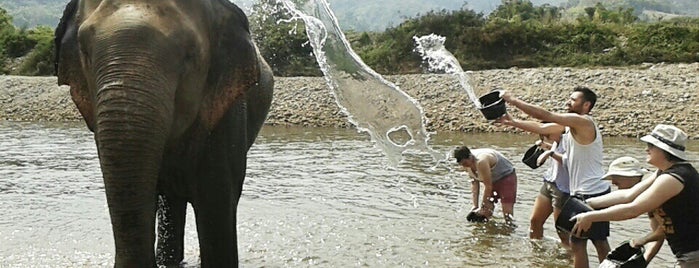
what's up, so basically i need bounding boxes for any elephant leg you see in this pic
[156,194,187,267]
[195,196,238,268]
[192,155,245,268]
[192,181,241,268]
[193,118,247,267]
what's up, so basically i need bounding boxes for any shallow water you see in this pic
[1,121,693,267]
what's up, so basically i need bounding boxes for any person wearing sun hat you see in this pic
[602,156,648,189]
[571,124,699,267]
[587,156,664,265]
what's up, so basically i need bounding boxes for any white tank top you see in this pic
[564,117,610,195]
[543,137,570,193]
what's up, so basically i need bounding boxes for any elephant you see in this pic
[54,0,274,266]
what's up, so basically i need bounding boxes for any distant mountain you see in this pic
[560,0,699,21]
[0,0,66,28]
[562,0,698,16]
[236,0,571,31]
[0,0,696,31]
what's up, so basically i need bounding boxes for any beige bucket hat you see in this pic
[640,124,688,160]
[602,156,647,180]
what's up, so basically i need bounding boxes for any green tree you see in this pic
[358,8,485,73]
[17,25,54,75]
[0,8,12,73]
[249,0,321,77]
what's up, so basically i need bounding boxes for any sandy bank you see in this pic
[2,63,698,139]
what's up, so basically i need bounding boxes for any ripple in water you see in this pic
[0,122,684,266]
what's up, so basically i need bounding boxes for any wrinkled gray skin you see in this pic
[55,0,273,266]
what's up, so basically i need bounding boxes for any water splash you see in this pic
[271,0,443,167]
[413,34,482,109]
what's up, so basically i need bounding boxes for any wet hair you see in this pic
[453,146,472,163]
[573,86,597,111]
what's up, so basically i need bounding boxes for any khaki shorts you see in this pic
[677,249,699,268]
[538,181,570,209]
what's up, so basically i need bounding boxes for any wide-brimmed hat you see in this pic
[640,124,688,160]
[602,157,647,180]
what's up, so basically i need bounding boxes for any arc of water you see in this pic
[275,0,443,167]
[413,34,483,109]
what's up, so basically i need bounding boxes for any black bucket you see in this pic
[522,144,545,169]
[600,241,647,268]
[466,211,488,223]
[555,197,602,239]
[478,91,506,120]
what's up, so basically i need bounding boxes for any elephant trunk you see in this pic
[91,33,178,266]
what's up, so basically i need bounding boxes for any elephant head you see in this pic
[55,0,273,266]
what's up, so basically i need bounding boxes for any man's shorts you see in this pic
[571,188,611,242]
[677,249,699,268]
[492,171,517,204]
[539,181,570,209]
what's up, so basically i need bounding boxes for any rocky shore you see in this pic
[2,62,698,139]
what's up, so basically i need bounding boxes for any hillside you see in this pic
[0,0,65,28]
[1,0,696,31]
[563,0,698,16]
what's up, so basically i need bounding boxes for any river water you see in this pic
[1,121,694,267]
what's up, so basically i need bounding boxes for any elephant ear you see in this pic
[201,0,261,130]
[55,0,95,132]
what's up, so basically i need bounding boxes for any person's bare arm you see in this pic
[638,217,664,263]
[586,173,658,209]
[571,174,683,237]
[501,91,596,144]
[471,179,480,210]
[538,143,565,166]
[550,151,564,163]
[475,156,495,217]
[497,114,565,135]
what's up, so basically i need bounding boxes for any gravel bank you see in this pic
[2,63,698,139]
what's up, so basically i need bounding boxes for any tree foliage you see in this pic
[1,1,698,77]
[0,7,53,75]
[249,0,321,76]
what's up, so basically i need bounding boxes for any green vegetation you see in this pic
[0,1,698,77]
[250,0,321,76]
[346,0,699,73]
[256,0,699,75]
[0,7,54,75]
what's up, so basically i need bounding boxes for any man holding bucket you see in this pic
[454,146,518,224]
[572,125,699,268]
[497,86,611,268]
[585,156,664,266]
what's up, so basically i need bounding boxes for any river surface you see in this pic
[1,121,695,267]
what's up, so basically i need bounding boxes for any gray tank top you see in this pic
[472,148,515,183]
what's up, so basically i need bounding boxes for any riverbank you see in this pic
[2,62,698,139]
